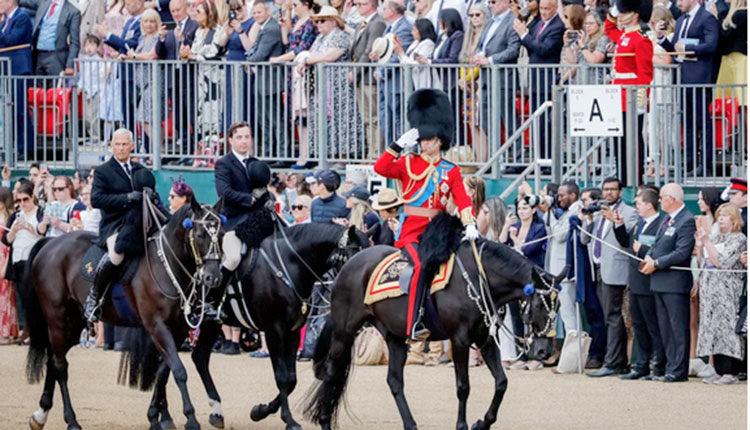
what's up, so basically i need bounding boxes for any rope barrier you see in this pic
[575,225,749,274]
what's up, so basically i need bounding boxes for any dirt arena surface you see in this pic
[0,345,746,429]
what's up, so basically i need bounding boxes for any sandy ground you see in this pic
[0,345,746,430]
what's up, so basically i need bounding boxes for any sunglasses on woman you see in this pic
[52,186,67,192]
[292,205,307,210]
[14,197,30,204]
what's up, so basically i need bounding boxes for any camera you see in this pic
[566,30,580,42]
[582,200,608,215]
[229,9,237,21]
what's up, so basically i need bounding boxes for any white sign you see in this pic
[568,85,623,137]
[345,164,386,197]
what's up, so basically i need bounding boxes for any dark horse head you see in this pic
[166,197,225,289]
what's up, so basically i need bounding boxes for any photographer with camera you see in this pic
[580,177,639,377]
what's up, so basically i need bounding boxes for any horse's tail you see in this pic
[25,237,54,384]
[303,317,356,427]
[117,327,161,391]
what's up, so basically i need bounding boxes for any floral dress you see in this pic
[696,231,747,360]
[288,18,318,122]
[134,34,160,122]
[307,28,363,158]
[0,236,17,339]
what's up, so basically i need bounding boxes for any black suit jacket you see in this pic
[155,18,198,60]
[614,213,666,295]
[91,157,145,246]
[660,6,719,84]
[214,153,258,230]
[646,206,696,294]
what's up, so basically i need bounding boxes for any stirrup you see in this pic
[410,321,431,341]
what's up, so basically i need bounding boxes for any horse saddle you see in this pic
[80,244,139,286]
[364,251,455,306]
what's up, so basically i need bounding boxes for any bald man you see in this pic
[641,183,696,382]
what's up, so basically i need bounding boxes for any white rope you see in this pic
[576,225,749,274]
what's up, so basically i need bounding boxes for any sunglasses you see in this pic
[14,197,30,204]
[168,193,179,199]
[313,19,328,24]
[291,205,307,210]
[469,12,482,17]
[53,186,67,192]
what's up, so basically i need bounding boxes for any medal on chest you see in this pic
[438,168,450,207]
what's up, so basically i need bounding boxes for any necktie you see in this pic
[385,24,392,34]
[48,1,57,17]
[124,162,131,178]
[679,15,691,40]
[637,219,646,236]
[593,216,606,259]
[536,20,546,38]
[657,215,672,236]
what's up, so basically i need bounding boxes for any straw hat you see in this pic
[371,188,403,210]
[311,5,346,29]
[370,33,396,64]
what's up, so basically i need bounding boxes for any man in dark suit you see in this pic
[246,1,284,156]
[94,0,145,137]
[350,0,386,157]
[214,122,272,306]
[656,0,718,175]
[31,0,80,75]
[155,0,197,156]
[472,0,519,160]
[513,0,563,159]
[375,0,413,145]
[0,0,35,158]
[146,0,172,23]
[614,188,667,380]
[84,128,146,322]
[640,183,696,382]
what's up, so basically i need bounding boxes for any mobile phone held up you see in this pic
[164,21,177,30]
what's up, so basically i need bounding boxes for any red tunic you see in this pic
[605,18,654,112]
[374,146,474,248]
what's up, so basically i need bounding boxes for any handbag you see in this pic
[556,329,591,374]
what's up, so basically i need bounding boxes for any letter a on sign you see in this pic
[589,99,603,122]
[568,85,623,137]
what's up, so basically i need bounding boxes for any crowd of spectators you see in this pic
[0,0,745,168]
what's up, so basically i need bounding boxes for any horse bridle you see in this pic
[520,271,559,339]
[143,194,224,328]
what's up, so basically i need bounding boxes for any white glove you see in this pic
[463,224,479,241]
[396,128,420,152]
[609,4,619,17]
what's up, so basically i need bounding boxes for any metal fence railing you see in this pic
[0,59,744,187]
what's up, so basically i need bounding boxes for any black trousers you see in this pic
[683,87,713,170]
[654,292,690,380]
[601,281,628,369]
[714,354,742,376]
[630,292,666,374]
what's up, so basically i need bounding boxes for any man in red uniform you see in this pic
[374,89,478,340]
[605,0,653,185]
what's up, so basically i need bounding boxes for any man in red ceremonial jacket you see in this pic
[605,0,653,185]
[374,89,478,340]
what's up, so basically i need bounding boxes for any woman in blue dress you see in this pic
[216,0,255,130]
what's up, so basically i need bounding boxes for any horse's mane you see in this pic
[479,239,534,283]
[283,222,347,246]
[166,205,192,230]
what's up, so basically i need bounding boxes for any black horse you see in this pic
[304,215,566,430]
[24,199,224,430]
[150,221,370,430]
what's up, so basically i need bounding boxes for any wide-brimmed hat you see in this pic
[311,5,346,29]
[370,33,396,64]
[371,188,403,210]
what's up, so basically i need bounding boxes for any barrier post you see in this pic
[316,63,328,169]
[552,86,563,183]
[625,87,637,186]
[71,76,79,169]
[151,62,162,170]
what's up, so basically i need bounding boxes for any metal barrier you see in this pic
[0,59,745,188]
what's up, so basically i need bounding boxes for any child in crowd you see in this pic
[77,34,106,145]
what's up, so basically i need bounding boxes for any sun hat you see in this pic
[371,188,403,210]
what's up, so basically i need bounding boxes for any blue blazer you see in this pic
[521,14,564,65]
[105,15,141,54]
[660,6,719,84]
[647,207,696,294]
[382,15,414,94]
[155,18,198,60]
[506,220,547,267]
[432,30,463,90]
[214,153,258,230]
[156,0,172,24]
[0,8,33,75]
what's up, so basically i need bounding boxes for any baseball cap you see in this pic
[343,185,370,202]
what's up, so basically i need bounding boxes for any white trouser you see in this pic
[106,233,124,266]
[222,230,242,271]
[556,280,578,334]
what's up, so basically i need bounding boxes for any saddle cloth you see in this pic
[79,244,140,286]
[364,251,455,306]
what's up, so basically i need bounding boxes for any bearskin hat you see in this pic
[407,89,455,151]
[617,0,651,21]
[247,160,271,190]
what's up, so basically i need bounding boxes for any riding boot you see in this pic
[409,272,431,341]
[83,257,119,323]
[204,267,233,321]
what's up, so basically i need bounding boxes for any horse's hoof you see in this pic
[250,405,268,422]
[208,414,224,429]
[285,423,302,430]
[470,419,487,430]
[28,416,44,430]
[67,424,82,430]
[184,420,201,430]
[159,419,177,430]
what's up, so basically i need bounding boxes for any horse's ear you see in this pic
[347,225,358,245]
[190,197,202,215]
[531,266,544,286]
[555,265,570,284]
[212,197,224,215]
